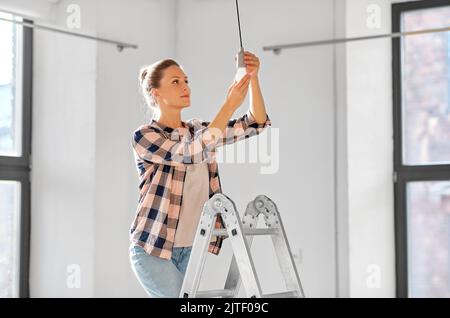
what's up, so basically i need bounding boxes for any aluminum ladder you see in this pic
[179,193,305,298]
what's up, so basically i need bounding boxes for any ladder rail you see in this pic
[179,201,216,298]
[212,228,280,236]
[220,195,264,298]
[254,195,306,298]
[223,201,259,297]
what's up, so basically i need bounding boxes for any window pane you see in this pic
[401,6,450,165]
[0,180,21,298]
[407,181,450,297]
[0,12,22,157]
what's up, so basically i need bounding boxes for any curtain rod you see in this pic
[0,16,138,52]
[263,25,450,54]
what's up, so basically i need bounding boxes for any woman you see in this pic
[129,51,271,297]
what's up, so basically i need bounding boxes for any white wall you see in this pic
[334,0,350,298]
[0,0,54,20]
[29,0,97,297]
[343,0,396,297]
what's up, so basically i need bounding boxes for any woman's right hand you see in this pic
[225,73,251,111]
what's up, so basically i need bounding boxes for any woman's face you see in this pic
[152,65,191,109]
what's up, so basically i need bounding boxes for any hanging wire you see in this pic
[235,0,243,49]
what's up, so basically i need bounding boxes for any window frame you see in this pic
[0,17,32,298]
[392,0,450,298]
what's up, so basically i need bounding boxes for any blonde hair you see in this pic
[139,59,181,117]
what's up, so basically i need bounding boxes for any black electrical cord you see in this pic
[235,0,243,50]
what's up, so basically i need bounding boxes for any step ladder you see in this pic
[179,193,305,298]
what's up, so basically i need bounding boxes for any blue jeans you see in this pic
[129,244,192,298]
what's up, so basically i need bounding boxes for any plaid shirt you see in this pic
[130,108,272,260]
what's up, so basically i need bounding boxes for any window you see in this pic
[393,0,450,298]
[0,12,32,298]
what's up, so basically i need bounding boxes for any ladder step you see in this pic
[262,291,299,298]
[244,228,279,236]
[212,228,279,237]
[194,289,299,298]
[195,289,235,298]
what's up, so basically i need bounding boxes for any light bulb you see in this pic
[235,67,247,82]
[234,48,247,82]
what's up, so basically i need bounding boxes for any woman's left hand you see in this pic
[243,51,260,77]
